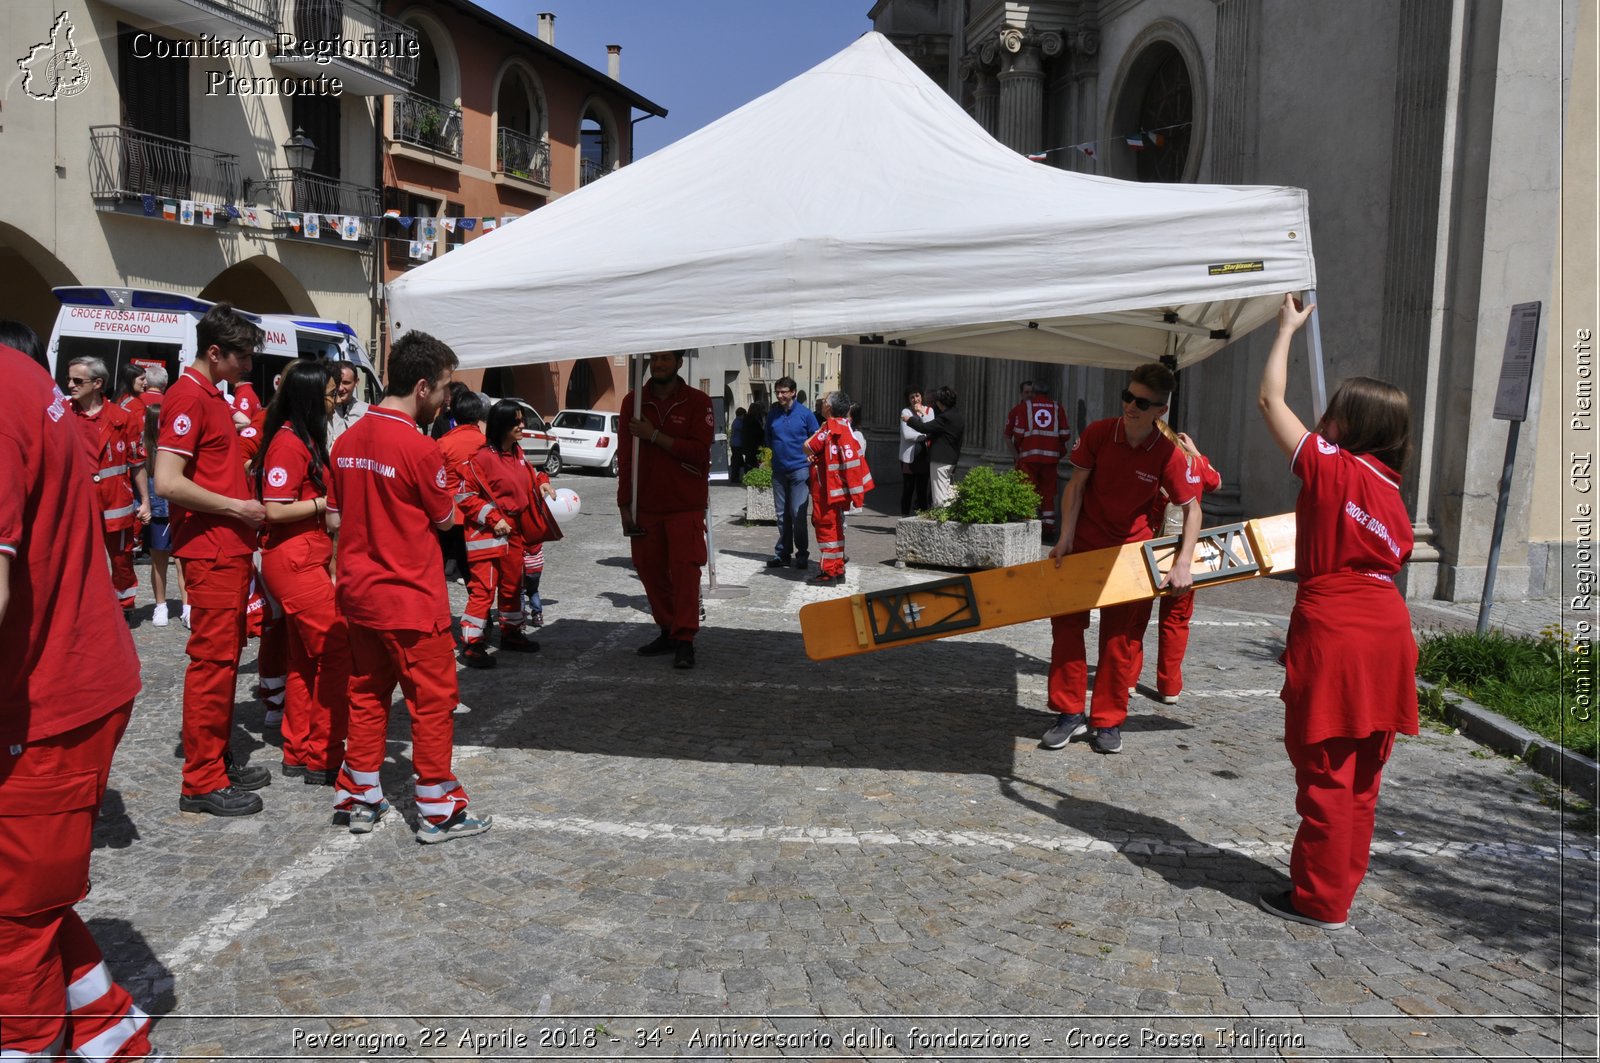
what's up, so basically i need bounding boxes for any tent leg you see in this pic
[703,500,748,600]
[1304,287,1328,418]
[625,354,645,536]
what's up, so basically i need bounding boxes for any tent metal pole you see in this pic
[627,354,644,534]
[1304,288,1328,417]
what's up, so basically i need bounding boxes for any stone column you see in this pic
[1071,30,1100,170]
[972,65,1000,137]
[996,29,1045,153]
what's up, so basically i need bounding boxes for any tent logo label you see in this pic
[17,11,92,101]
[1208,260,1265,276]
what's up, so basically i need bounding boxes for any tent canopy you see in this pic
[386,32,1316,372]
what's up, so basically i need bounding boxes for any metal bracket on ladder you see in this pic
[1140,522,1261,592]
[851,575,982,647]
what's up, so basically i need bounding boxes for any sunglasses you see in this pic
[1121,389,1166,412]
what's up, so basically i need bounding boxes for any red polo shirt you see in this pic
[0,347,141,744]
[259,429,326,550]
[1291,432,1413,579]
[1068,417,1198,551]
[158,367,255,559]
[327,405,454,632]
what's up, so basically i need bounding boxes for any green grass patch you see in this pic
[1417,626,1596,759]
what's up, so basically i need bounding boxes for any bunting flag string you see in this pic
[1025,120,1190,164]
[126,194,527,256]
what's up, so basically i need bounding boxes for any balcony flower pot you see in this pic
[894,466,1044,570]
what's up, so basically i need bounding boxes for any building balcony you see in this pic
[579,157,609,187]
[495,127,550,190]
[392,92,462,159]
[747,359,776,381]
[272,0,417,95]
[258,168,378,248]
[106,0,279,39]
[89,125,240,224]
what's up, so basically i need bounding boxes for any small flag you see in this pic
[1145,131,1166,147]
[500,215,515,227]
[286,212,302,232]
[442,217,457,233]
[1078,145,1096,159]
[162,199,177,220]
[1125,135,1146,151]
[480,217,497,232]
[341,215,361,241]
[409,239,430,261]
[225,204,241,220]
[304,213,321,238]
[421,217,437,242]
[242,205,261,228]
[179,200,195,225]
[142,194,157,217]
[383,209,401,219]
[458,217,476,231]
[1026,152,1048,162]
[396,215,413,229]
[201,203,215,226]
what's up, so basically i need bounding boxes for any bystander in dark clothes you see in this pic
[902,385,964,507]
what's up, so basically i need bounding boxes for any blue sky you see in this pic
[476,1,874,157]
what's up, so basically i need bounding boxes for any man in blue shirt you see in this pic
[764,376,819,571]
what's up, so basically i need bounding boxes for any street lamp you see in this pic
[283,126,317,173]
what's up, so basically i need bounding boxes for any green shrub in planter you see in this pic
[742,466,773,488]
[941,466,1040,525]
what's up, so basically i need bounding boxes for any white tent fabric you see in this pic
[386,32,1316,372]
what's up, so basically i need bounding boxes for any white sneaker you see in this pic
[152,603,170,626]
[181,605,192,629]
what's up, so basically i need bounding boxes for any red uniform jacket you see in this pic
[806,417,873,509]
[616,379,713,517]
[438,424,487,523]
[455,444,551,560]
[1006,398,1071,464]
[72,402,142,532]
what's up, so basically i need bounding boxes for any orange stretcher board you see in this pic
[799,513,1297,661]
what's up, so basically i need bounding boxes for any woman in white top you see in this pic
[898,386,931,515]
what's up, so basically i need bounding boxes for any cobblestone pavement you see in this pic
[86,480,1597,1061]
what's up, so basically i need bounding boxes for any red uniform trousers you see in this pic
[630,510,706,642]
[105,526,138,614]
[261,539,349,774]
[462,536,524,643]
[1048,599,1153,729]
[812,501,847,577]
[248,569,287,709]
[0,703,155,1062]
[334,624,468,825]
[1154,592,1193,698]
[178,554,250,794]
[1285,730,1395,923]
[1017,460,1060,534]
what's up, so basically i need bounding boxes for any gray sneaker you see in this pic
[347,799,390,835]
[1091,726,1123,754]
[416,809,493,844]
[1040,712,1088,749]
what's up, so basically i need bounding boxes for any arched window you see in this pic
[495,65,548,184]
[579,103,615,186]
[564,360,594,408]
[1107,23,1204,184]
[1131,42,1192,182]
[393,11,461,158]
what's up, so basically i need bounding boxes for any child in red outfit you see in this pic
[805,390,873,586]
[1257,294,1419,930]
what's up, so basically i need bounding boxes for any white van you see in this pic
[46,286,380,405]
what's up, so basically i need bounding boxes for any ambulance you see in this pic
[45,286,380,404]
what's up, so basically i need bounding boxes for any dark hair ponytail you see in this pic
[257,360,336,496]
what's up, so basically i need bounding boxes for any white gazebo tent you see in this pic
[386,31,1319,382]
[386,31,1324,591]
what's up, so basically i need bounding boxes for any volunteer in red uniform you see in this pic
[139,364,166,412]
[237,403,287,723]
[65,356,151,620]
[228,380,262,426]
[327,330,491,843]
[257,361,349,785]
[154,303,272,816]
[617,350,714,671]
[1,345,159,1062]
[114,363,147,413]
[1043,363,1201,756]
[1257,294,1418,930]
[1005,380,1071,539]
[454,399,551,668]
[805,390,873,586]
[436,389,486,586]
[1138,432,1222,704]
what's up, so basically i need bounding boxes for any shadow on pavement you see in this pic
[92,790,140,850]
[89,917,175,1017]
[997,775,1282,905]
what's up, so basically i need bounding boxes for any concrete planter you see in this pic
[895,516,1042,570]
[744,485,776,522]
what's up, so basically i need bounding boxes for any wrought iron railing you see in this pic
[579,157,608,186]
[496,127,550,185]
[393,93,462,157]
[747,359,776,381]
[89,125,241,206]
[265,168,379,220]
[280,0,418,86]
[214,0,282,26]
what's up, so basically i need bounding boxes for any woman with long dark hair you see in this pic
[114,362,147,412]
[455,399,555,667]
[1256,294,1418,930]
[256,360,349,784]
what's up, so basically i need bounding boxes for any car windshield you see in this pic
[555,412,606,432]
